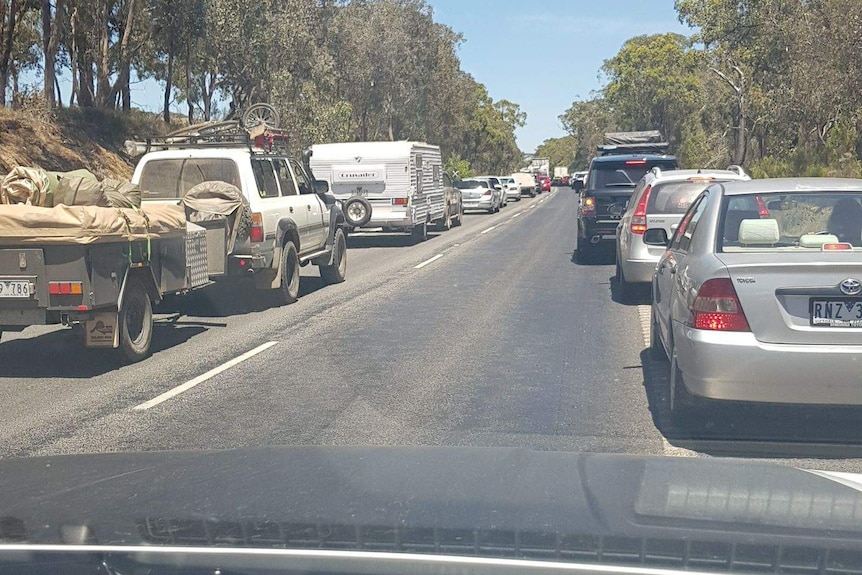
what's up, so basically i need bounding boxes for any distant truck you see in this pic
[529,157,550,176]
[553,166,569,179]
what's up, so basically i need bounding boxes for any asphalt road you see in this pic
[3,188,862,470]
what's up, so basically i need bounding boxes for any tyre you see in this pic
[119,278,153,364]
[649,307,667,361]
[453,203,463,226]
[342,197,373,228]
[487,205,495,214]
[411,221,428,243]
[319,228,347,285]
[615,260,633,302]
[576,240,592,264]
[669,350,698,424]
[274,241,300,305]
[436,207,452,231]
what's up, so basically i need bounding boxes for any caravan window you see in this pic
[433,165,441,185]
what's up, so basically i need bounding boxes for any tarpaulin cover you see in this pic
[1,167,51,206]
[0,203,186,246]
[603,131,665,145]
[181,181,251,253]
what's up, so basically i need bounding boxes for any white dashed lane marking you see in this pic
[414,254,444,269]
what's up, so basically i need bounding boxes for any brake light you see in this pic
[630,184,652,234]
[48,281,83,295]
[823,243,853,251]
[393,197,408,206]
[754,196,770,217]
[625,159,647,166]
[582,196,596,216]
[482,189,492,196]
[690,278,750,332]
[250,212,264,243]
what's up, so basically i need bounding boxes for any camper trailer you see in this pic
[310,142,457,242]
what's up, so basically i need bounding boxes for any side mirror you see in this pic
[495,185,503,191]
[313,180,329,194]
[643,228,670,246]
[572,179,584,192]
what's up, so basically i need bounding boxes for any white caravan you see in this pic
[310,141,449,242]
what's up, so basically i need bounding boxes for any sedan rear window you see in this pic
[720,193,862,250]
[648,181,715,214]
[455,180,486,189]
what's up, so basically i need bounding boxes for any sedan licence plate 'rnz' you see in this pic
[810,298,862,327]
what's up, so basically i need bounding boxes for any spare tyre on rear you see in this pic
[342,197,372,228]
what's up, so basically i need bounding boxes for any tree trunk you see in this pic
[0,0,21,107]
[185,41,192,123]
[733,96,747,165]
[108,0,136,111]
[69,4,78,107]
[163,38,173,123]
[42,0,54,108]
[95,0,111,107]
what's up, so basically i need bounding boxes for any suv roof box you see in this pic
[598,130,669,156]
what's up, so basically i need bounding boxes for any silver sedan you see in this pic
[648,178,862,421]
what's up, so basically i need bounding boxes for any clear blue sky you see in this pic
[426,0,693,152]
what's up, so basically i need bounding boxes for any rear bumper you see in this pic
[579,219,618,245]
[463,198,494,210]
[674,323,862,405]
[621,258,659,284]
[506,190,520,200]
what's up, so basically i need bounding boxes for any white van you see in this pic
[310,141,452,242]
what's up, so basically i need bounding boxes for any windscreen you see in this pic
[648,181,714,214]
[720,193,862,250]
[140,159,241,199]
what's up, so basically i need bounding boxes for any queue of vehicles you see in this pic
[0,115,547,363]
[573,131,862,421]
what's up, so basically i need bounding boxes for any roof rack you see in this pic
[650,166,663,178]
[726,164,747,176]
[124,119,290,158]
[597,142,670,156]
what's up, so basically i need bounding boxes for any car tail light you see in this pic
[755,196,770,217]
[482,190,492,196]
[393,197,408,206]
[823,242,853,251]
[250,212,264,243]
[625,159,647,166]
[582,197,596,216]
[48,281,83,295]
[690,278,750,332]
[630,184,652,234]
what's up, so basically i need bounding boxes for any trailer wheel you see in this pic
[119,279,153,364]
[436,207,452,231]
[320,228,347,285]
[275,240,301,305]
[411,221,428,244]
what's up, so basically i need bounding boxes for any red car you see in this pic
[537,176,552,193]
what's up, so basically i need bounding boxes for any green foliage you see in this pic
[444,156,473,179]
[535,135,578,171]
[561,0,862,177]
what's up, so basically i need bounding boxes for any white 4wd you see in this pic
[132,147,347,304]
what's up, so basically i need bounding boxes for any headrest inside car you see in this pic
[799,234,839,248]
[738,218,780,245]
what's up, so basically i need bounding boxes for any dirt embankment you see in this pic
[0,107,174,180]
